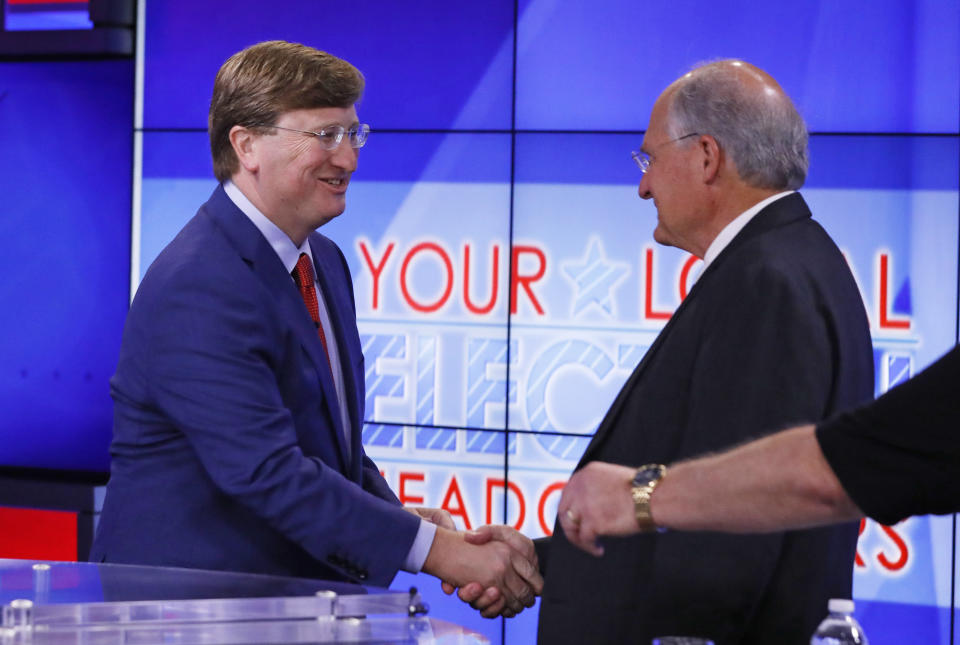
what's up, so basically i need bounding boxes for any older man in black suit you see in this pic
[460,59,874,643]
[539,58,874,644]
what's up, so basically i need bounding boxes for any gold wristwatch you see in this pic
[630,464,667,532]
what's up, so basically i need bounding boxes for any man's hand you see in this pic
[558,462,639,556]
[409,509,514,615]
[423,526,542,619]
[443,525,541,618]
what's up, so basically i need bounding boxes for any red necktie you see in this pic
[293,253,332,368]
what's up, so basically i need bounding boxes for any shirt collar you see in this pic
[223,179,313,278]
[702,190,794,270]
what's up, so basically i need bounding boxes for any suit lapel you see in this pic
[579,193,813,465]
[203,186,351,472]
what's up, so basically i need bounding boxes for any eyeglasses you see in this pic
[631,132,699,174]
[253,123,371,150]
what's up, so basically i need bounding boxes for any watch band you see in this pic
[631,463,667,532]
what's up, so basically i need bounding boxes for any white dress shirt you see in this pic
[701,190,795,270]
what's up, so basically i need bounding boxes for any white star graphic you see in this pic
[561,237,630,317]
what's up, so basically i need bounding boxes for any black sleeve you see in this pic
[816,346,960,525]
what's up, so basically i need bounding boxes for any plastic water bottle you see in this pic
[810,598,869,644]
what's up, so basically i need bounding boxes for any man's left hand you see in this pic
[558,462,639,556]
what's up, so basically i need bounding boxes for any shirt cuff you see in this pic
[402,518,438,573]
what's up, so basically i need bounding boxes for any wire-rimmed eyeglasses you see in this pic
[253,123,370,150]
[631,132,699,174]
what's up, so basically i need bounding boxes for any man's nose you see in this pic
[638,173,652,200]
[330,142,358,171]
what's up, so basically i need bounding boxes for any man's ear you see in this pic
[699,134,722,184]
[229,125,260,173]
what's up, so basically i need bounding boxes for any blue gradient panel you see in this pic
[139,131,216,280]
[852,515,954,643]
[807,136,960,190]
[370,438,507,535]
[956,520,960,645]
[855,599,949,644]
[504,597,539,644]
[4,1,92,31]
[516,0,960,133]
[0,60,132,473]
[142,0,513,130]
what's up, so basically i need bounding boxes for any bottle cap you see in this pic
[828,598,855,614]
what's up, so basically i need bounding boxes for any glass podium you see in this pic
[0,559,488,644]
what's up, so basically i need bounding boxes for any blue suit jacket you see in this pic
[90,186,419,585]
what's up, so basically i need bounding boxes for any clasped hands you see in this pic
[411,507,542,618]
[413,464,642,617]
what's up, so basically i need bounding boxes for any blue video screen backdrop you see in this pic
[132,0,960,642]
[3,0,93,31]
[514,0,957,134]
[0,59,132,475]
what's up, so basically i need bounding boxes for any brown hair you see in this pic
[208,40,364,182]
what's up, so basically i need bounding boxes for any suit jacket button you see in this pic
[357,571,368,581]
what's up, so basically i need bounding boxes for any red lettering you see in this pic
[878,253,910,330]
[398,472,425,506]
[510,245,546,315]
[463,244,499,315]
[678,254,700,301]
[644,247,672,320]
[400,242,454,313]
[440,476,472,530]
[485,478,526,530]
[855,518,866,567]
[876,524,909,571]
[358,240,394,311]
[537,482,566,536]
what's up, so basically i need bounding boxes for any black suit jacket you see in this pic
[538,193,874,644]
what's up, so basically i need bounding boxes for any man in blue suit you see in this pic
[91,40,540,616]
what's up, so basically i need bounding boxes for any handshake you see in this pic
[411,508,543,618]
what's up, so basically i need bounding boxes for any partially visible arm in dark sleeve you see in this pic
[817,346,960,525]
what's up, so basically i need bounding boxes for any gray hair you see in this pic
[666,61,809,190]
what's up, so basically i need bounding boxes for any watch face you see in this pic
[633,464,665,486]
